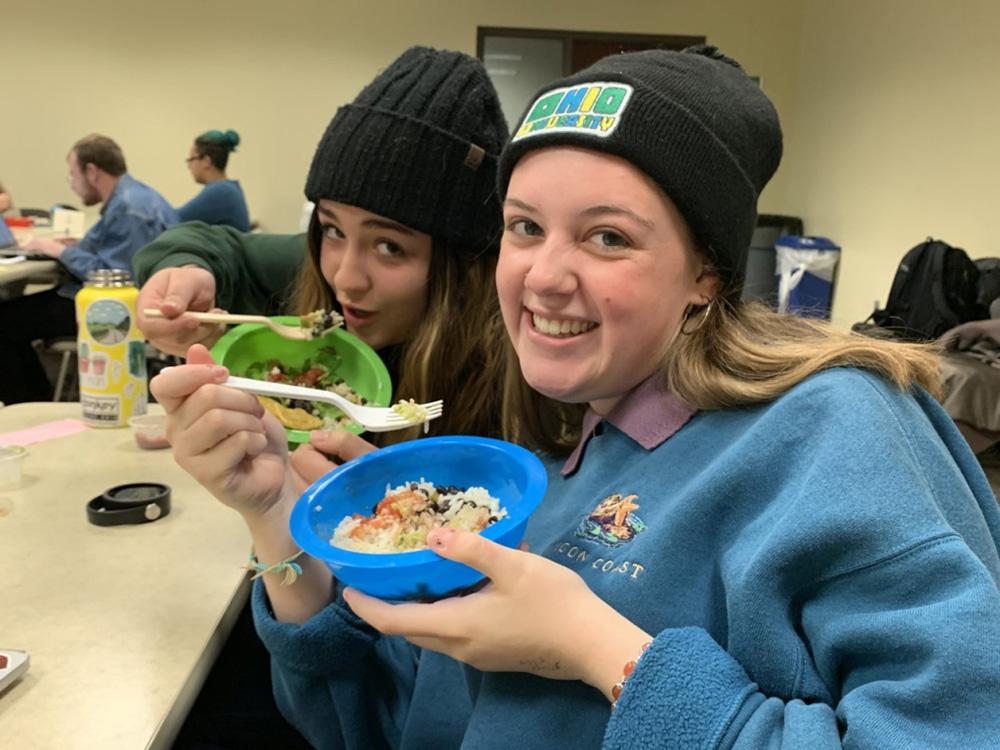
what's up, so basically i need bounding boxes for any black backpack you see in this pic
[866,238,985,341]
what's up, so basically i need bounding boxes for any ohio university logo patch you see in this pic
[513,82,634,141]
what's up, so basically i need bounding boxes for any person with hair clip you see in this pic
[138,46,509,748]
[158,46,999,748]
[176,129,250,231]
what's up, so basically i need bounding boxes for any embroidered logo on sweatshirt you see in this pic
[575,493,646,547]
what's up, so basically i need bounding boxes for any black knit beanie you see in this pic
[497,45,782,285]
[305,46,508,257]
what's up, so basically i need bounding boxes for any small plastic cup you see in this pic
[128,414,170,450]
[0,445,28,487]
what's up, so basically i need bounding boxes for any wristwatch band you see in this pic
[86,483,171,526]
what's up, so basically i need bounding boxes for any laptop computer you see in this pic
[0,221,58,261]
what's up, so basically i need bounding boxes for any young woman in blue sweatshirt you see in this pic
[177,129,251,231]
[152,47,1000,749]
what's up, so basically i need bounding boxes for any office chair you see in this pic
[43,338,78,402]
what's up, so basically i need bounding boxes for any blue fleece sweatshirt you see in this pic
[253,368,1000,749]
[176,179,250,232]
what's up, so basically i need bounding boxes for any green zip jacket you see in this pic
[133,221,305,315]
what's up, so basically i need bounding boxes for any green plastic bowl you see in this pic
[211,317,392,447]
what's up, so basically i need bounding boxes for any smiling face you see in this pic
[497,147,718,414]
[315,199,432,351]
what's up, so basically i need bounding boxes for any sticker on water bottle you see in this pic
[81,393,121,424]
[80,353,109,390]
[85,300,132,345]
[128,341,146,379]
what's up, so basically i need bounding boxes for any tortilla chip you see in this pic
[257,396,324,431]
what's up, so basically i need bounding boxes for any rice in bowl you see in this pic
[332,479,506,553]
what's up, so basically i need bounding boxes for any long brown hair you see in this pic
[293,211,507,445]
[502,284,943,457]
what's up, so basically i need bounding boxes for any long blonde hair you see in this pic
[293,211,507,445]
[502,288,943,456]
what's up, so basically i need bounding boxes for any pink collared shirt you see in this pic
[561,373,697,476]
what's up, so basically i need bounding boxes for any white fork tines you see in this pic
[223,376,443,433]
[384,400,444,424]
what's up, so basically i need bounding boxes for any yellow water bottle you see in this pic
[75,268,147,427]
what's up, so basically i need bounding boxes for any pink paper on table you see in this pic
[0,419,89,446]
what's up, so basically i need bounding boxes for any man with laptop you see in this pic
[0,134,177,404]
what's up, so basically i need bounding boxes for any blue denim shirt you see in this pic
[58,174,178,297]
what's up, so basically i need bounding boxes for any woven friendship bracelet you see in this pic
[245,550,305,586]
[611,641,652,709]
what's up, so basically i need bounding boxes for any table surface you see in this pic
[0,403,252,750]
[0,224,73,286]
[0,258,61,286]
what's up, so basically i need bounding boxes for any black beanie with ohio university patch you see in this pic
[497,45,783,286]
[305,46,509,257]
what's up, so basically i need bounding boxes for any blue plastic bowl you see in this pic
[289,436,549,600]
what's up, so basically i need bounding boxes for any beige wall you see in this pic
[3,0,802,234]
[16,0,996,333]
[782,0,1000,328]
[8,1,995,330]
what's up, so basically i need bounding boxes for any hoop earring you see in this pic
[681,299,715,336]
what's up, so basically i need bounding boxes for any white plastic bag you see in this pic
[775,245,840,314]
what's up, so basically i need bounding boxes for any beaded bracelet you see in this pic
[245,550,304,586]
[611,641,652,709]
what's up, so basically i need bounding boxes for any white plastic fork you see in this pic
[224,376,444,433]
[143,309,340,341]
